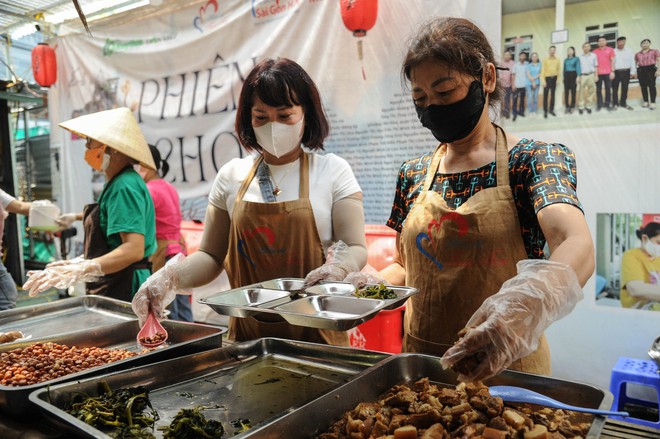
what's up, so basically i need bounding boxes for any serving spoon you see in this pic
[488,386,629,417]
[137,310,168,348]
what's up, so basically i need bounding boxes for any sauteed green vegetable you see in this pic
[158,406,225,438]
[354,283,397,300]
[65,381,159,438]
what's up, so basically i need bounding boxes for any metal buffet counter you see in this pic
[0,296,226,437]
[1,294,657,438]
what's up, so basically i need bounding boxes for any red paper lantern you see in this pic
[32,43,57,87]
[340,0,378,37]
[340,0,378,80]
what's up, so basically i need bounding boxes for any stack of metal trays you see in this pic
[199,278,418,330]
[0,296,226,416]
[30,338,390,438]
[246,353,611,438]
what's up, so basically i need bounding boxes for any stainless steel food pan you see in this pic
[305,282,356,296]
[0,295,136,347]
[0,319,225,417]
[30,338,390,438]
[201,278,418,329]
[314,282,419,310]
[199,288,292,317]
[260,277,306,291]
[275,295,387,331]
[245,353,610,438]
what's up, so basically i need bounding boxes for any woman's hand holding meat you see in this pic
[440,260,583,382]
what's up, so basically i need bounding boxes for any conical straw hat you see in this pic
[59,107,157,170]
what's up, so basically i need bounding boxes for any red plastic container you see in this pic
[349,305,405,354]
[364,224,397,271]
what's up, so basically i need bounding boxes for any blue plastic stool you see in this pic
[609,357,660,429]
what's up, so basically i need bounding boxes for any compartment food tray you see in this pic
[30,338,390,438]
[245,353,611,438]
[0,296,137,347]
[199,278,418,330]
[0,319,225,416]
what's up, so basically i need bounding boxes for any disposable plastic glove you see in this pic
[303,241,360,287]
[343,264,388,288]
[23,257,104,296]
[56,213,79,229]
[132,253,190,327]
[440,259,583,383]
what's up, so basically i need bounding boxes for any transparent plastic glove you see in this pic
[303,240,360,287]
[440,260,583,383]
[23,258,104,297]
[343,264,388,288]
[56,213,78,229]
[46,255,85,268]
[132,253,190,327]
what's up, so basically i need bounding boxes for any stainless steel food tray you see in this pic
[0,319,225,417]
[246,353,610,438]
[0,296,136,347]
[199,278,417,330]
[30,338,390,438]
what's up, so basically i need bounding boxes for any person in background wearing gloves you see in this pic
[132,58,367,345]
[23,107,157,302]
[135,145,193,322]
[0,189,77,310]
[378,17,594,382]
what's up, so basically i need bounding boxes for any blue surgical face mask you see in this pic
[414,80,486,143]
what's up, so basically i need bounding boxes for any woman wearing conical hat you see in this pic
[23,107,157,302]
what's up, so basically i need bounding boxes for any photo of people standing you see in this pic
[500,0,658,129]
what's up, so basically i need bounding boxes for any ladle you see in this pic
[137,310,168,348]
[488,385,629,417]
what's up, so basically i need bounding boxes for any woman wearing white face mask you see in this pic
[131,58,367,345]
[23,108,157,302]
[620,222,660,310]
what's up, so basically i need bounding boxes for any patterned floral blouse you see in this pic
[386,138,582,259]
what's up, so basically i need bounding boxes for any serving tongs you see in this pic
[137,310,168,348]
[489,386,629,417]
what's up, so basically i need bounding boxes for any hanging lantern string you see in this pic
[357,39,366,81]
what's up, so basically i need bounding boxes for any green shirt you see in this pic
[99,168,156,296]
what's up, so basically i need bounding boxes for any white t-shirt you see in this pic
[209,152,361,251]
[0,189,15,209]
[0,189,15,249]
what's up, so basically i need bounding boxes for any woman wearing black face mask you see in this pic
[377,17,594,383]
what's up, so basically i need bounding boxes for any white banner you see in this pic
[49,0,500,228]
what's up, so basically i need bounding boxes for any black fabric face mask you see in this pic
[415,80,486,143]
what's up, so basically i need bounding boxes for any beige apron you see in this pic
[400,125,550,375]
[149,237,187,272]
[225,152,349,346]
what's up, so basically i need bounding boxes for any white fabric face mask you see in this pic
[253,117,304,158]
[643,238,660,258]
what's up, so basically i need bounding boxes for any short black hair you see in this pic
[637,222,660,240]
[617,36,626,42]
[641,38,651,45]
[235,58,329,152]
[147,144,169,177]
